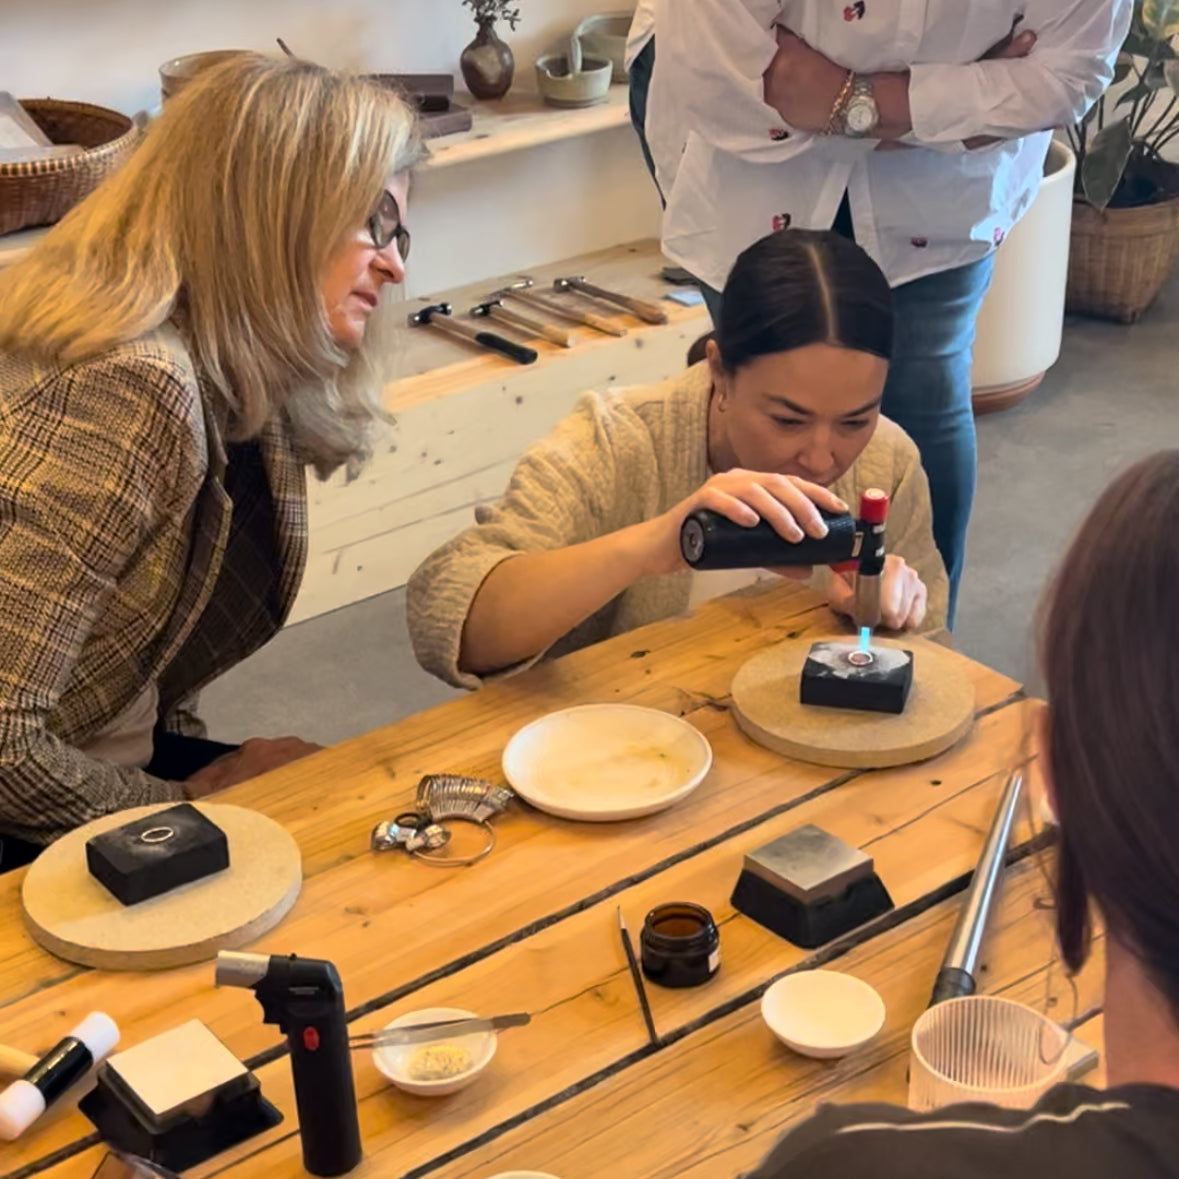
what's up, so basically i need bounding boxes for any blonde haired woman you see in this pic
[0,54,422,867]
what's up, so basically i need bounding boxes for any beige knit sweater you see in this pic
[408,364,948,689]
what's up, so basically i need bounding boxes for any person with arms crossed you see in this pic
[630,0,1130,623]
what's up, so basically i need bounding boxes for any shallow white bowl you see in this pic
[373,1006,496,1096]
[486,1173,562,1178]
[501,704,713,822]
[761,970,886,1059]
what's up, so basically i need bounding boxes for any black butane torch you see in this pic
[216,951,362,1177]
[680,488,891,631]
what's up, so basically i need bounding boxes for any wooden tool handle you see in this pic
[599,290,669,325]
[569,280,669,325]
[582,312,629,338]
[427,315,536,363]
[0,1043,38,1078]
[535,322,575,348]
[492,307,575,349]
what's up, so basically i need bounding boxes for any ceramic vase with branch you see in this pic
[1066,0,1179,320]
[460,0,522,101]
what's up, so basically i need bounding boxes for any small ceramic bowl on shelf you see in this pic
[372,1006,496,1096]
[578,12,634,82]
[535,53,613,109]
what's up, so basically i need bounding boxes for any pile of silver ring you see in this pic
[370,775,515,867]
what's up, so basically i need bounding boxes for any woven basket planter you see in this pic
[1066,196,1179,324]
[0,99,141,237]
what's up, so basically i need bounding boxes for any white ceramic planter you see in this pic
[971,140,1077,414]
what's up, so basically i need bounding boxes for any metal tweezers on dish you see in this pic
[349,1012,531,1050]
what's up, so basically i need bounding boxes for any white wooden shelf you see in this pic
[0,85,634,269]
[423,84,631,172]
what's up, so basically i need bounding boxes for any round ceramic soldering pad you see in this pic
[731,635,975,770]
[22,803,302,971]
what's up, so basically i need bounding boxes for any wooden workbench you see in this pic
[1,583,1090,1179]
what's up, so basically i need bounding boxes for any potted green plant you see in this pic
[460,0,522,102]
[1066,0,1179,321]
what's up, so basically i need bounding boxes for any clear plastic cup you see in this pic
[909,995,1070,1111]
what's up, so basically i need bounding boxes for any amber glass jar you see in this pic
[640,902,721,988]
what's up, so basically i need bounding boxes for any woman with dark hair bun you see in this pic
[409,228,947,690]
[743,450,1179,1178]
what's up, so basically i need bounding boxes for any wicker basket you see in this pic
[0,99,141,237]
[1066,196,1179,324]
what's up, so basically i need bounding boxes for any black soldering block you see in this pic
[799,641,914,715]
[86,803,230,906]
[80,1064,282,1174]
[731,825,894,949]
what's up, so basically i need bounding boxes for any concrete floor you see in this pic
[201,281,1179,746]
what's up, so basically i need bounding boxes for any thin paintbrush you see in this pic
[618,908,659,1047]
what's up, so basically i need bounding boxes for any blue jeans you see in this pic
[628,39,662,205]
[701,254,994,627]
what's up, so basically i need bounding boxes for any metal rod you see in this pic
[929,769,1024,1006]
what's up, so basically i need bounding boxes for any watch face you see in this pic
[846,99,878,135]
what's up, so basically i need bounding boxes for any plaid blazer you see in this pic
[0,325,307,843]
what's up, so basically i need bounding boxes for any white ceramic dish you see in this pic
[502,704,713,822]
[372,1006,496,1096]
[761,970,886,1060]
[486,1173,562,1178]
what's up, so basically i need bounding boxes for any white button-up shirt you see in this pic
[634,0,1130,291]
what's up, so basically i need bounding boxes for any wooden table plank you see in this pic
[0,587,834,1015]
[0,587,1017,1037]
[42,700,1043,1179]
[420,857,1103,1179]
[0,585,1022,1177]
[34,847,1076,1179]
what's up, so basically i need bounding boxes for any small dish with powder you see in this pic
[373,1006,497,1096]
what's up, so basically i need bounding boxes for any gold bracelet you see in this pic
[824,71,855,136]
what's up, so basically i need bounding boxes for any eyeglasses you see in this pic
[366,189,411,261]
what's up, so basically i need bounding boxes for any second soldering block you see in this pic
[799,641,914,715]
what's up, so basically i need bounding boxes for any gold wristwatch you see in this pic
[842,75,880,138]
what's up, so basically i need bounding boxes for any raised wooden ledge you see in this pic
[421,85,632,173]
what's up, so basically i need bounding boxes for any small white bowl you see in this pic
[761,970,886,1060]
[373,1007,496,1096]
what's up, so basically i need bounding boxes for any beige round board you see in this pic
[731,636,975,769]
[22,802,302,971]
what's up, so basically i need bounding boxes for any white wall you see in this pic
[0,0,628,115]
[0,0,662,297]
